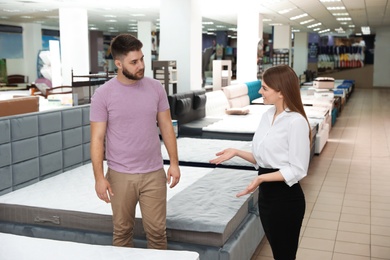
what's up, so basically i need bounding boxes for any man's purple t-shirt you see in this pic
[90,77,169,174]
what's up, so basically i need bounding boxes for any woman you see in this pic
[210,65,311,260]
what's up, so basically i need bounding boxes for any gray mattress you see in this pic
[0,163,259,248]
[162,137,255,170]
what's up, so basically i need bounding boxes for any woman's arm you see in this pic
[236,171,285,197]
[210,148,256,165]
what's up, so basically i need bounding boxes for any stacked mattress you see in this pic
[0,163,263,260]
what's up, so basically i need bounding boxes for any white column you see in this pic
[273,25,292,66]
[373,27,390,87]
[293,32,308,76]
[22,23,42,83]
[59,8,90,85]
[236,2,260,82]
[159,0,202,92]
[138,21,153,78]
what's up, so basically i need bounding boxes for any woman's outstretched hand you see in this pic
[236,176,262,197]
[209,148,236,165]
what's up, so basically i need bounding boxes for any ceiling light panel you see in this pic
[327,6,346,10]
[290,13,308,20]
[332,12,349,16]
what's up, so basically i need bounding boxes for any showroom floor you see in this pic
[251,88,390,260]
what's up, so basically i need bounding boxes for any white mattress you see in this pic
[0,163,210,218]
[0,232,199,260]
[162,137,254,169]
[202,113,260,133]
[202,104,327,135]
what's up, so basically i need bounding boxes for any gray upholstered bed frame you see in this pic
[0,105,91,196]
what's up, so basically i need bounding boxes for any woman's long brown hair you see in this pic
[262,65,312,143]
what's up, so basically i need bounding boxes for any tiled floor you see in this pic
[251,88,390,260]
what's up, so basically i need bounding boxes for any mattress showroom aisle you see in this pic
[251,88,390,260]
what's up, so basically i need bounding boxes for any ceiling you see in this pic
[0,0,389,37]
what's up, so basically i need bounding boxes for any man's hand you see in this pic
[167,165,180,188]
[95,178,114,203]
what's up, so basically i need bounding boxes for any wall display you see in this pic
[153,60,177,95]
[272,48,289,66]
[308,43,319,59]
[0,32,23,59]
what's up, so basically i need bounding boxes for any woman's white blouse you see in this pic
[252,106,310,187]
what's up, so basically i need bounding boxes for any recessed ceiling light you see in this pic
[300,19,314,25]
[2,9,20,13]
[319,29,330,33]
[290,13,308,20]
[131,14,145,17]
[332,12,349,16]
[327,7,345,10]
[278,8,296,14]
[336,17,351,21]
[307,23,322,28]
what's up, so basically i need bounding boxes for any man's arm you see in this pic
[157,110,180,188]
[90,121,113,202]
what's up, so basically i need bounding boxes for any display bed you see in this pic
[0,163,263,260]
[0,232,200,260]
[162,137,254,170]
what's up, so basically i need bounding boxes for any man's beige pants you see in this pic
[106,168,167,249]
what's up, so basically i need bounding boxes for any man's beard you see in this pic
[122,67,144,81]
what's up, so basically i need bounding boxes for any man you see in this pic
[90,34,180,249]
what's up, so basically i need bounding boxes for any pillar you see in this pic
[293,32,309,76]
[138,21,153,78]
[159,0,202,92]
[236,2,261,82]
[22,23,42,82]
[59,8,90,85]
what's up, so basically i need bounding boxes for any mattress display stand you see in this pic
[152,60,177,95]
